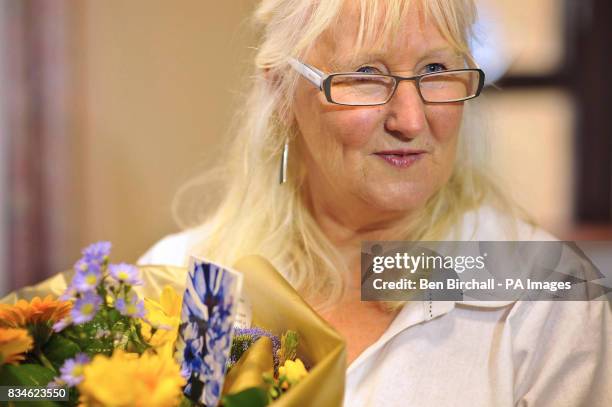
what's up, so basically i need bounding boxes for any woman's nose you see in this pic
[383,80,427,139]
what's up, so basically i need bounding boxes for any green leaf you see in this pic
[278,330,299,366]
[178,395,197,407]
[62,322,114,356]
[222,387,269,407]
[43,335,81,370]
[0,362,74,406]
[126,324,149,354]
[0,363,55,386]
[81,338,114,356]
[107,308,121,325]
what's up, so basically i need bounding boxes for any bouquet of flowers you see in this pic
[0,243,346,406]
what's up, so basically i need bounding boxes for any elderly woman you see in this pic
[139,0,610,405]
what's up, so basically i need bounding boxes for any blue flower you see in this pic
[205,379,221,407]
[59,282,78,302]
[72,262,102,293]
[52,317,70,332]
[179,260,241,406]
[177,322,204,379]
[108,263,142,286]
[115,290,145,318]
[82,241,111,265]
[184,338,204,372]
[71,292,102,324]
[232,327,280,368]
[58,353,90,387]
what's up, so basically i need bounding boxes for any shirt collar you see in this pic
[346,298,515,374]
[423,300,515,322]
[455,300,516,308]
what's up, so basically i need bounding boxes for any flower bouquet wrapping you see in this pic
[0,243,346,406]
[225,255,346,406]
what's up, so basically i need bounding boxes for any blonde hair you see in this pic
[174,0,529,312]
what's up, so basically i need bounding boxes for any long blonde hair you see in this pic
[174,0,527,312]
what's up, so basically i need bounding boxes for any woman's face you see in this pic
[293,3,466,224]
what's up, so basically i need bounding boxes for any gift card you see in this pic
[175,256,244,406]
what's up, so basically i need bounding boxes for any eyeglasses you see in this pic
[288,58,485,106]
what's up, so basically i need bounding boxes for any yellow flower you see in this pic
[140,286,182,358]
[278,358,308,385]
[0,328,34,365]
[78,349,185,407]
[0,295,72,328]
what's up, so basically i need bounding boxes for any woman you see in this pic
[139,0,610,405]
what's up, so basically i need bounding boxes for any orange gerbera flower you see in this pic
[0,327,34,365]
[0,295,72,328]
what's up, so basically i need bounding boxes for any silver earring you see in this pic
[279,137,289,185]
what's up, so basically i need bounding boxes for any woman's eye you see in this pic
[423,63,447,74]
[356,66,382,74]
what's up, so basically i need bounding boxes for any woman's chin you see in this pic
[362,187,432,216]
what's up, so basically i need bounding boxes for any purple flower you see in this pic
[58,353,90,386]
[108,263,142,286]
[52,317,71,332]
[47,380,62,389]
[72,263,102,293]
[232,327,280,369]
[82,241,111,265]
[71,292,102,324]
[59,282,78,302]
[115,290,145,318]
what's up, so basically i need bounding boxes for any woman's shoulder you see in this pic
[137,224,211,267]
[453,204,557,241]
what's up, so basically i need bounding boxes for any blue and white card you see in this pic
[175,256,244,406]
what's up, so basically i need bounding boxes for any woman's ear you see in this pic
[263,67,281,90]
[263,67,295,127]
[262,67,273,83]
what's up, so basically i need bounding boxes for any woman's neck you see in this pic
[305,185,412,248]
[304,184,416,293]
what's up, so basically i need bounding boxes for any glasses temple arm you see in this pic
[288,57,323,89]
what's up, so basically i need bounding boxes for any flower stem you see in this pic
[36,349,57,373]
[99,278,108,307]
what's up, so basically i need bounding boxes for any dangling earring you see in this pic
[279,137,289,185]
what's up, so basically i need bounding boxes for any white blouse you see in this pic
[138,205,611,407]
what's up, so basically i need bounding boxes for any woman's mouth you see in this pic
[373,150,426,169]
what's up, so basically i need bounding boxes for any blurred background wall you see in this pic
[0,0,610,296]
[0,0,7,294]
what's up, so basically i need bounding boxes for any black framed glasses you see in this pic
[288,58,485,106]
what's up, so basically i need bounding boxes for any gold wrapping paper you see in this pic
[1,255,346,407]
[222,336,273,395]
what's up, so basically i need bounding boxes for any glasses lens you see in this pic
[419,70,481,102]
[329,74,395,105]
